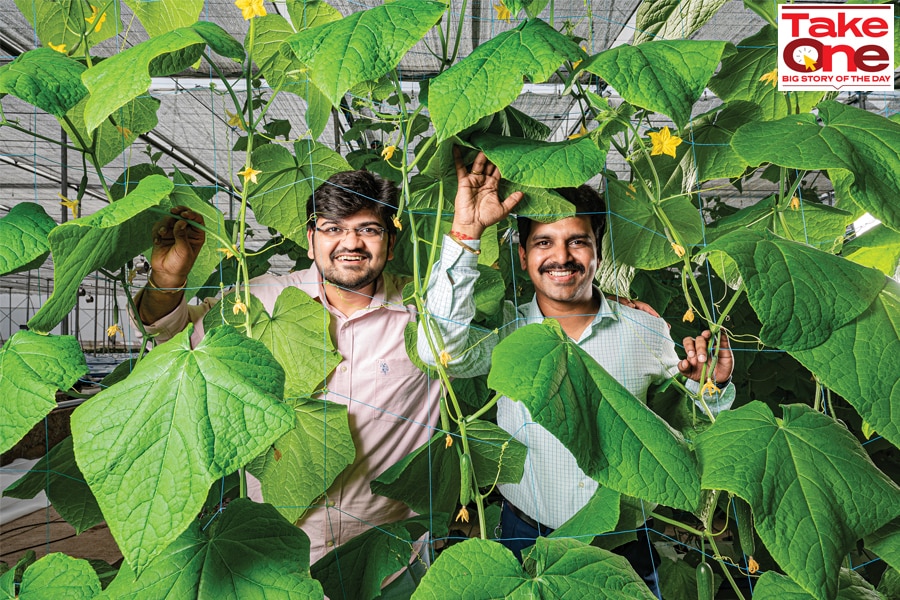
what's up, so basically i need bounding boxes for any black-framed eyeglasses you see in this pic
[315,225,387,240]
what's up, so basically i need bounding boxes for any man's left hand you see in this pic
[679,330,733,385]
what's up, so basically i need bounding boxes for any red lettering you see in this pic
[836,13,863,36]
[862,18,888,37]
[809,17,835,37]
[782,12,809,37]
[855,45,889,72]
[820,44,855,71]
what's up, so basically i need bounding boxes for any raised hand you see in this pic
[451,147,524,240]
[150,206,205,287]
[678,329,733,385]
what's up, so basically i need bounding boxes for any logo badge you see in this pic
[778,4,894,91]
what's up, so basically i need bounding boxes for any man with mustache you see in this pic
[135,170,442,578]
[419,151,734,598]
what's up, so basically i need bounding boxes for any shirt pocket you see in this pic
[373,355,425,422]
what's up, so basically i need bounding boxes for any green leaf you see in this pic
[548,486,621,543]
[488,321,701,512]
[844,224,900,276]
[684,101,762,183]
[866,518,900,573]
[27,175,174,333]
[284,0,446,107]
[634,0,730,44]
[71,324,294,574]
[18,553,100,600]
[0,48,87,117]
[312,515,443,600]
[752,568,885,600]
[13,0,121,56]
[82,27,209,133]
[2,437,102,534]
[191,21,245,60]
[206,287,342,397]
[247,139,351,245]
[606,177,704,270]
[0,203,55,276]
[429,19,583,141]
[732,101,900,233]
[0,332,86,455]
[472,132,606,188]
[61,94,161,168]
[703,229,886,350]
[878,567,900,599]
[286,0,343,30]
[696,402,900,600]
[100,499,321,598]
[706,196,853,255]
[791,281,900,449]
[372,419,525,517]
[122,0,203,37]
[708,26,824,121]
[582,40,727,129]
[413,537,657,598]
[248,398,355,525]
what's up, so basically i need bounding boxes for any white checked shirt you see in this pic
[419,237,734,528]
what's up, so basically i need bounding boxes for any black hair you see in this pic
[306,170,399,237]
[516,184,607,247]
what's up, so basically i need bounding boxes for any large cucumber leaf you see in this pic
[71,325,294,574]
[0,332,86,455]
[488,321,701,512]
[582,40,728,130]
[0,203,55,276]
[634,0,730,44]
[412,537,657,598]
[284,0,446,107]
[732,101,900,233]
[429,19,583,141]
[0,48,87,117]
[246,140,351,246]
[100,499,321,598]
[697,403,900,600]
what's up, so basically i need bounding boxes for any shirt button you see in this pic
[340,365,347,372]
[578,482,585,488]
[326,540,334,547]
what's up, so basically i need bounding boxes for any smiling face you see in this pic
[306,208,394,293]
[518,216,601,315]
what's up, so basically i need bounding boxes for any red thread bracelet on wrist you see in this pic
[450,230,476,241]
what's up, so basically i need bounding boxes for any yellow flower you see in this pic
[789,196,800,211]
[218,246,236,260]
[225,110,244,130]
[701,378,719,397]
[455,505,470,523]
[439,350,451,368]
[116,125,132,137]
[238,166,262,184]
[58,193,79,218]
[493,1,511,21]
[48,42,67,54]
[648,127,682,158]
[233,299,248,315]
[626,183,636,199]
[381,145,396,161]
[747,557,759,574]
[572,44,588,70]
[445,434,453,448]
[392,215,402,231]
[567,123,588,140]
[683,307,695,323]
[106,324,123,338]
[759,68,778,88]
[671,242,686,258]
[85,5,107,33]
[235,0,266,20]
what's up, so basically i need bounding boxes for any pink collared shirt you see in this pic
[135,267,441,564]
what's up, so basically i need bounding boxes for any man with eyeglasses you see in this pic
[134,170,442,578]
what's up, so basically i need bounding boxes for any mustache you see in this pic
[539,261,585,274]
[330,248,372,260]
